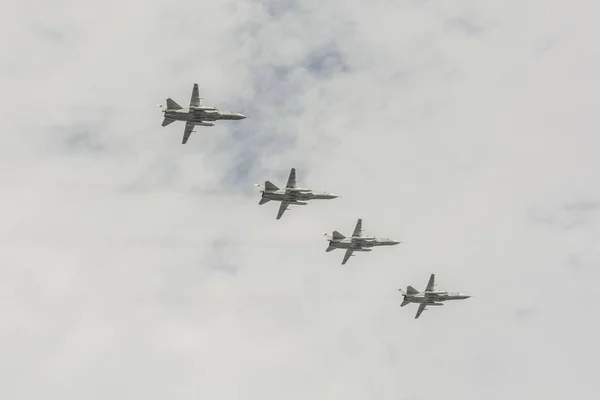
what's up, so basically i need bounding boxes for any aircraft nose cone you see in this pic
[237,113,247,119]
[329,193,339,199]
[391,240,401,245]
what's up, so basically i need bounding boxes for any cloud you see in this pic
[528,199,599,229]
[1,1,600,399]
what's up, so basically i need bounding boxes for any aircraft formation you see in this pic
[159,83,470,319]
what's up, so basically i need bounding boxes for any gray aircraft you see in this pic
[399,274,471,319]
[254,168,338,220]
[324,218,401,265]
[158,83,247,144]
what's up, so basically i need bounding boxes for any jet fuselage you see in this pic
[405,291,470,303]
[328,237,401,250]
[164,107,247,123]
[261,188,338,203]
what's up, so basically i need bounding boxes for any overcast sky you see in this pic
[1,1,599,399]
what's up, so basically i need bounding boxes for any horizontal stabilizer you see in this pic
[265,181,279,191]
[400,300,411,307]
[166,98,182,110]
[161,117,175,127]
[325,245,336,252]
[406,286,419,295]
[332,231,345,240]
[258,197,270,205]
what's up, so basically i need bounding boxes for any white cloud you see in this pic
[1,0,599,399]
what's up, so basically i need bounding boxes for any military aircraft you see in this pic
[324,218,401,265]
[158,83,247,144]
[254,167,338,220]
[399,274,471,319]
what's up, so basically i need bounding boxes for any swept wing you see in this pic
[286,168,297,189]
[342,249,354,265]
[415,303,427,319]
[182,121,195,144]
[352,218,363,237]
[276,201,289,220]
[190,83,202,107]
[425,273,436,292]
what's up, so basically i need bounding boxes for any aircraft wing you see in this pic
[190,83,202,107]
[286,168,297,188]
[425,273,436,292]
[352,218,363,237]
[415,303,427,319]
[276,201,289,220]
[342,249,354,265]
[182,121,195,144]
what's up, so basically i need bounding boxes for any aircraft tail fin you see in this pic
[332,231,345,240]
[161,117,175,127]
[166,98,182,110]
[400,299,411,307]
[406,286,419,295]
[264,181,279,191]
[258,197,270,205]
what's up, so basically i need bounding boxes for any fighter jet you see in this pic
[399,274,470,319]
[158,83,247,144]
[324,218,401,265]
[254,168,339,220]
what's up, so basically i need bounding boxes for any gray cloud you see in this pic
[528,199,599,229]
[444,16,485,37]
